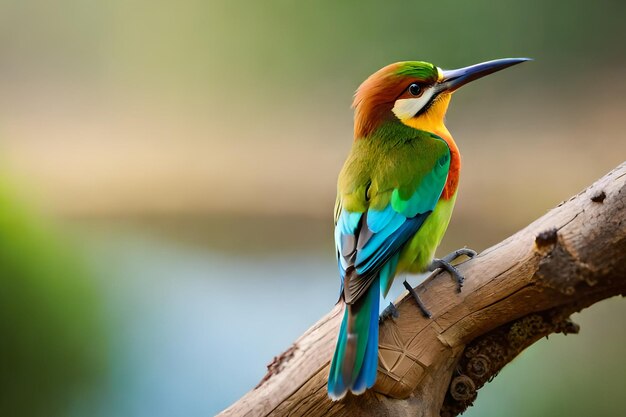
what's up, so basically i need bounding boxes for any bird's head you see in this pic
[353,58,530,139]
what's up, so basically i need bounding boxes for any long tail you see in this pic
[327,277,380,400]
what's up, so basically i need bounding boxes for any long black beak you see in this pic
[438,58,531,93]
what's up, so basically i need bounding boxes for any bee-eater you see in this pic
[328,58,530,400]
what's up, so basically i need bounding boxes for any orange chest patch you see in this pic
[434,129,461,200]
[441,152,460,200]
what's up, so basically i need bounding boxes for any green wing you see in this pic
[335,130,450,302]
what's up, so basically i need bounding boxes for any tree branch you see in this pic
[218,162,626,417]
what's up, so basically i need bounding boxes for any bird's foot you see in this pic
[439,247,477,264]
[379,302,400,322]
[428,247,477,293]
[403,280,432,318]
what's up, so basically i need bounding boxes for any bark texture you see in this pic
[218,162,626,417]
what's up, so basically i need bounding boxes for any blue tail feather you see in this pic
[351,280,380,394]
[327,308,348,398]
[327,277,380,400]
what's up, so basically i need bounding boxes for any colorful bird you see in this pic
[328,58,530,400]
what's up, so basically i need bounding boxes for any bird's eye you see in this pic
[408,83,421,96]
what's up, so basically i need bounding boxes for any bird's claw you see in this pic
[439,247,477,264]
[379,302,399,322]
[403,280,432,318]
[428,247,476,293]
[429,258,464,292]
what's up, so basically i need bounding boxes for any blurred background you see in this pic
[0,1,624,416]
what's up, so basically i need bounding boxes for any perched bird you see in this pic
[328,58,530,400]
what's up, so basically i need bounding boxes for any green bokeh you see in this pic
[0,178,106,417]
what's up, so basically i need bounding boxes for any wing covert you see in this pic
[335,134,451,304]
